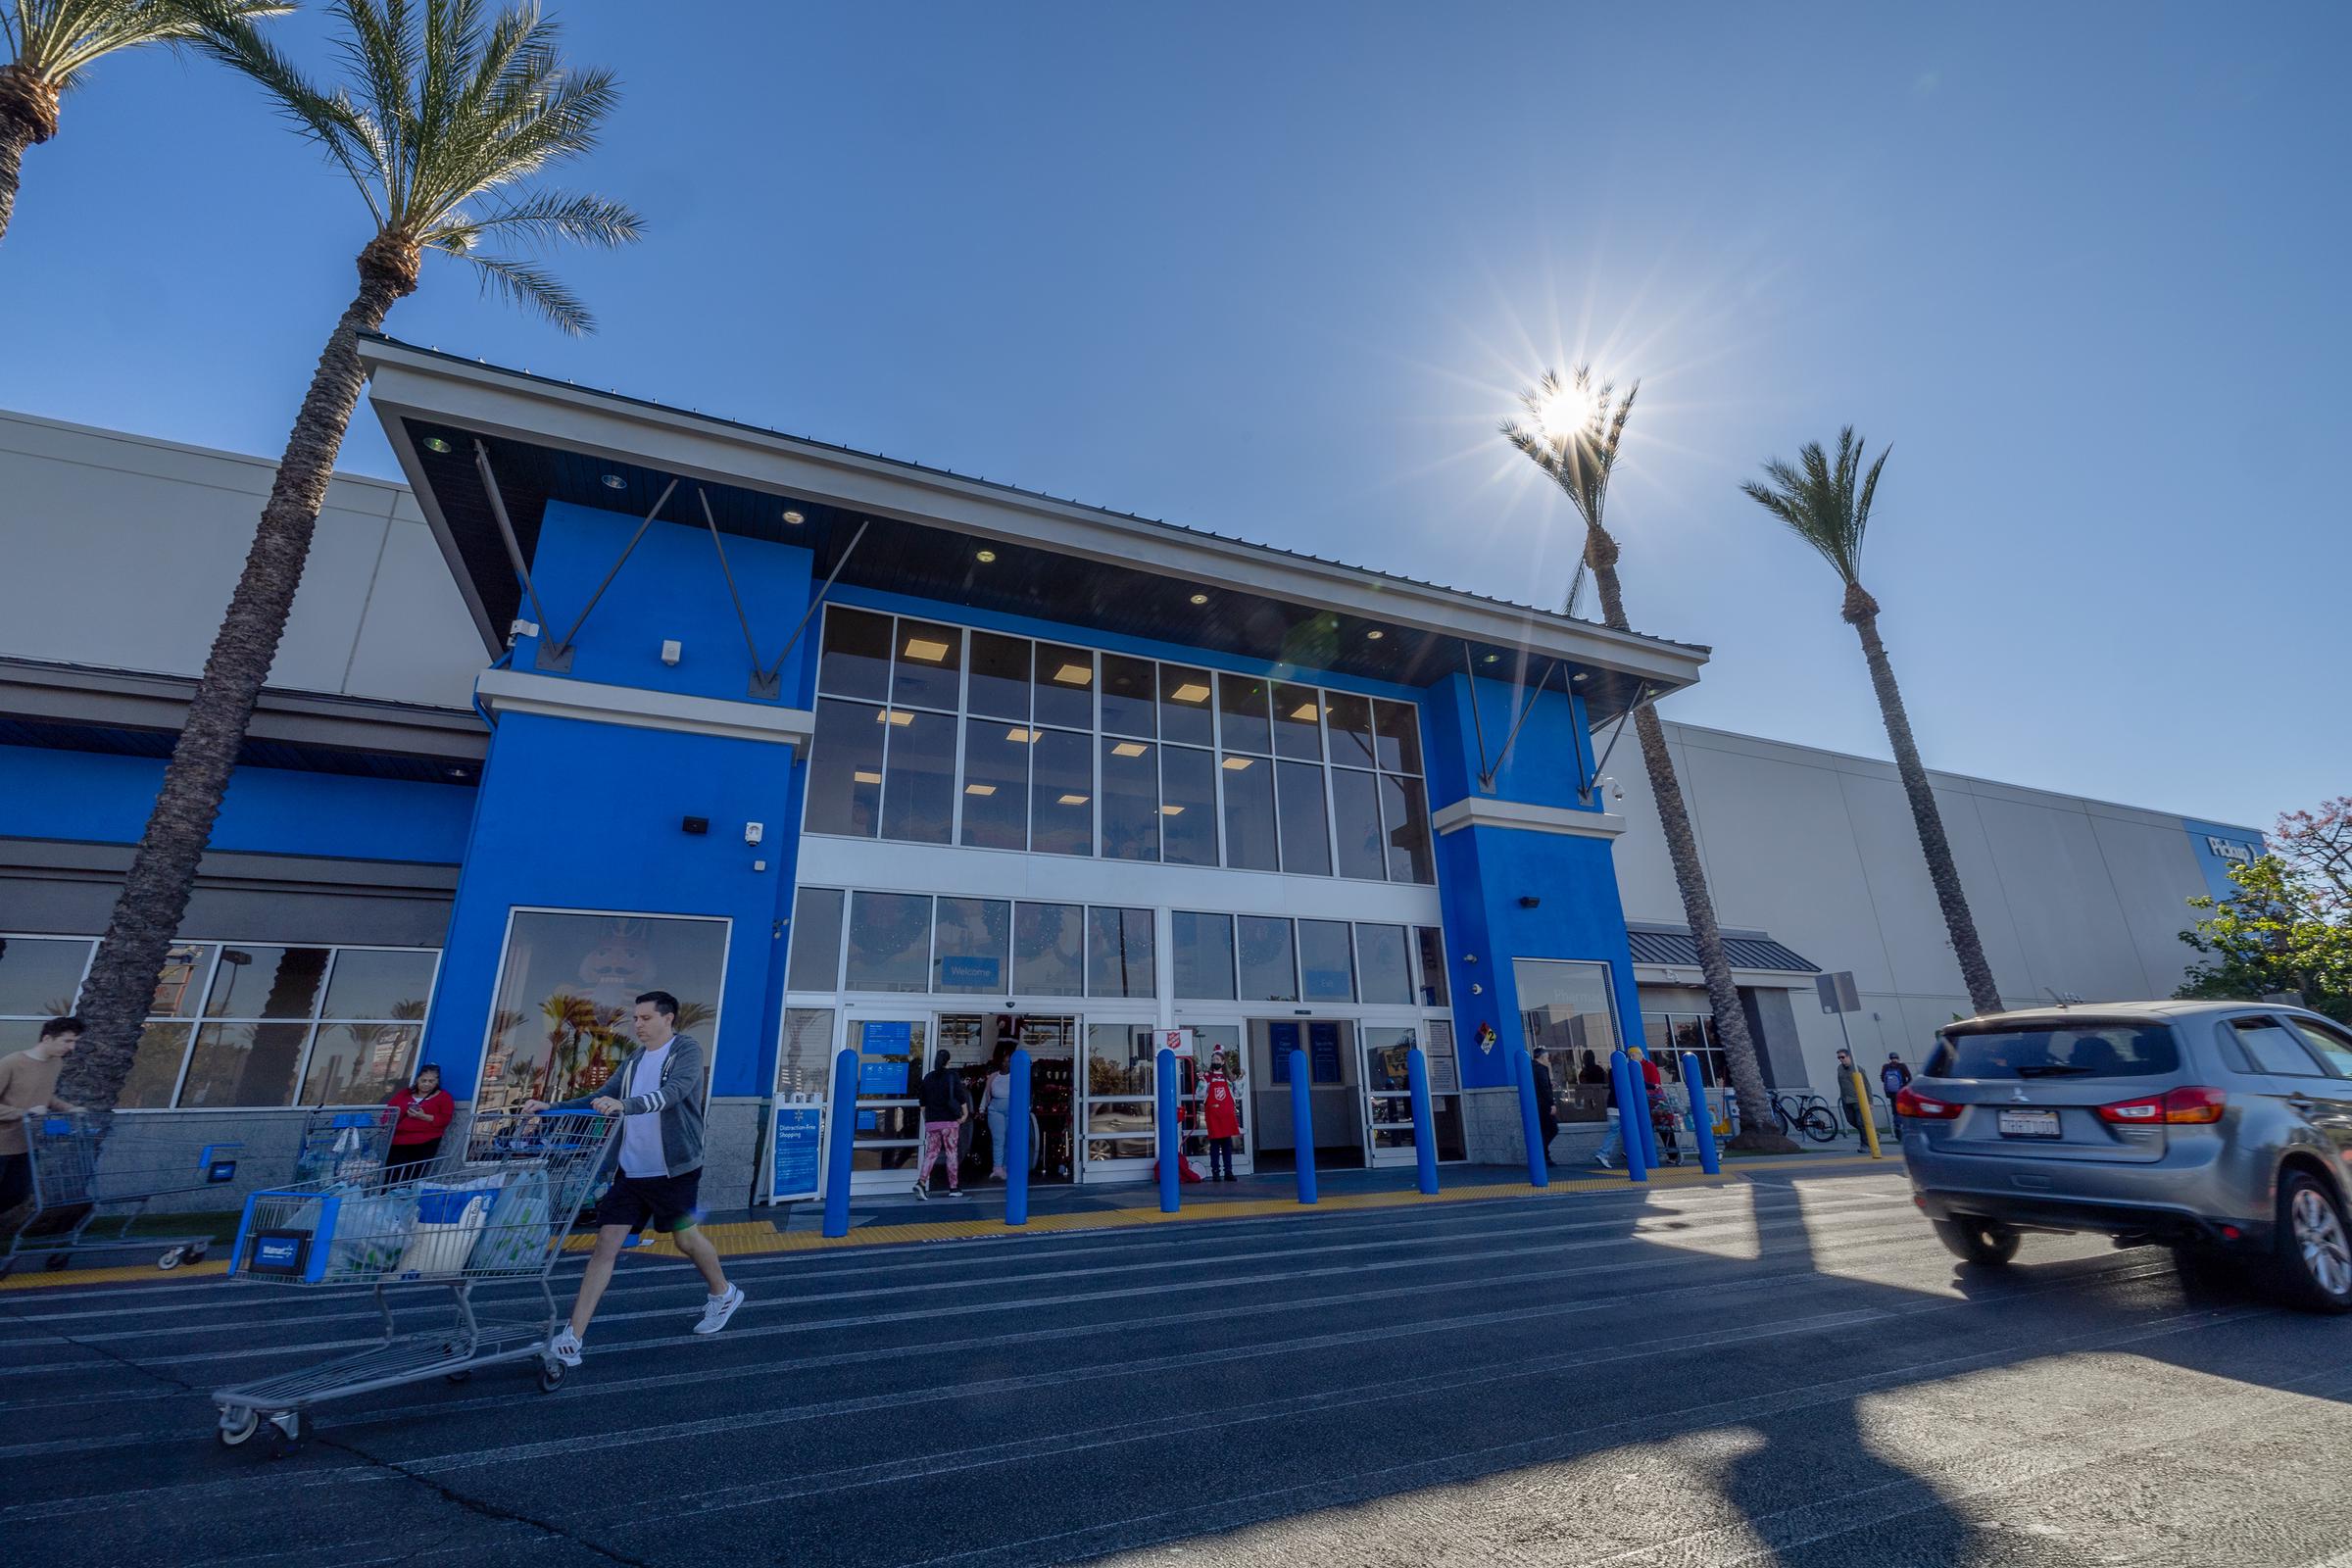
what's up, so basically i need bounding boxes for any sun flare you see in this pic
[1531,379,1598,441]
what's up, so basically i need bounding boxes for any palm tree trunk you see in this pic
[0,64,61,246]
[1584,530,1797,1152]
[1852,610,2004,1015]
[63,247,416,1109]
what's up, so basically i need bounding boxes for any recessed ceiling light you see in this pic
[1482,653,1499,664]
[903,637,950,662]
[781,508,805,525]
[1169,682,1209,703]
[1161,805,1185,816]
[853,770,882,785]
[1053,662,1092,685]
[1057,794,1089,807]
[421,435,453,455]
[601,473,626,490]
[1189,592,1208,606]
[965,783,998,797]
[1221,757,1253,771]
[1110,741,1147,758]
[1004,726,1036,743]
[876,710,913,726]
[1289,703,1319,721]
[1571,671,1589,684]
[1365,629,1385,641]
[447,765,467,778]
[975,549,998,564]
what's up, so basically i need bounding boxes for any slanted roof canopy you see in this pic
[361,336,1707,725]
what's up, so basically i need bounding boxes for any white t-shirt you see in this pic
[617,1041,672,1179]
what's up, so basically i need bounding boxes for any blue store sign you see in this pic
[768,1105,824,1202]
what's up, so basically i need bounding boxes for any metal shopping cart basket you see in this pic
[292,1105,401,1186]
[0,1111,242,1279]
[210,1109,617,1456]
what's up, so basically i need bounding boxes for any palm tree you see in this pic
[63,0,640,1112]
[1505,368,1796,1152]
[0,1,289,244]
[1740,429,2004,1016]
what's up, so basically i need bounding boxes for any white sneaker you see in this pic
[548,1327,584,1366]
[912,1181,929,1201]
[694,1284,745,1336]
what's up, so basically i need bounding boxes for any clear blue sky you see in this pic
[5,3,2343,833]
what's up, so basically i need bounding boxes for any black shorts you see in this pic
[594,1169,703,1234]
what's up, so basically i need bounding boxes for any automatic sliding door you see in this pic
[1081,1021,1157,1179]
[1360,1025,1419,1167]
[844,1014,926,1192]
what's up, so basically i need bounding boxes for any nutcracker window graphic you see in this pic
[478,912,727,1108]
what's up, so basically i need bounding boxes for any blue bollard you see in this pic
[822,1047,857,1238]
[1004,1049,1033,1227]
[1681,1051,1722,1175]
[1407,1046,1440,1196]
[1514,1047,1550,1188]
[1632,1054,1663,1171]
[1609,1049,1649,1184]
[1156,1047,1180,1214]
[1289,1047,1318,1204]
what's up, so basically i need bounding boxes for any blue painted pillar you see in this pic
[1632,1054,1663,1170]
[1681,1051,1722,1175]
[1004,1049,1032,1227]
[822,1047,857,1238]
[1155,1047,1180,1214]
[1407,1046,1439,1196]
[1289,1048,1317,1204]
[1609,1049,1648,1184]
[1514,1047,1549,1189]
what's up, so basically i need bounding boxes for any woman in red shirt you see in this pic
[385,1063,455,1178]
[1200,1050,1243,1182]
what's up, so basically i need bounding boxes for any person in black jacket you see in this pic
[914,1050,969,1200]
[1532,1050,1561,1159]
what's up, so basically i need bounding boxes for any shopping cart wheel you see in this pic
[187,1244,210,1264]
[216,1407,260,1447]
[158,1248,185,1270]
[537,1358,566,1394]
[266,1411,304,1459]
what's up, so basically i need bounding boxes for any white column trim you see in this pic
[1430,797,1627,840]
[476,667,813,751]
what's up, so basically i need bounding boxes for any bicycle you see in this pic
[1771,1091,1842,1145]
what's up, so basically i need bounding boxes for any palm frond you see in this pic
[463,249,592,333]
[1500,365,1640,536]
[437,186,638,250]
[1738,424,1887,587]
[10,0,289,87]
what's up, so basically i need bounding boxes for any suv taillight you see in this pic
[2095,1086,2226,1125]
[1894,1086,1960,1120]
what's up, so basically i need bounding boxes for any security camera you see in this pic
[743,822,764,846]
[1606,776,1625,801]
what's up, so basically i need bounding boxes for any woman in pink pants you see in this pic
[913,1049,970,1200]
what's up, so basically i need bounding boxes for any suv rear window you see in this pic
[1926,1024,2180,1080]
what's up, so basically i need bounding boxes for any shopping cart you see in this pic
[0,1111,242,1279]
[211,1109,617,1456]
[292,1105,401,1186]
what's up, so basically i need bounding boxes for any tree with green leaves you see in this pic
[63,0,640,1112]
[1506,368,1796,1152]
[1740,428,2004,1016]
[0,0,289,244]
[2178,856,2351,1023]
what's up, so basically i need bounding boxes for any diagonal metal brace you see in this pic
[1479,659,1559,792]
[534,474,678,671]
[1580,680,1659,804]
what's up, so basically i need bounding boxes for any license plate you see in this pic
[1997,1109,2061,1139]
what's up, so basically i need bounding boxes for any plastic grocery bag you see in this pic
[397,1191,491,1276]
[465,1167,551,1273]
[322,1191,417,1281]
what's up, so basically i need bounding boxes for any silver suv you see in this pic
[1899,1000,2352,1312]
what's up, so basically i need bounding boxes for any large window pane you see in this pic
[1159,663,1215,746]
[205,946,330,1020]
[806,698,886,837]
[1374,701,1423,774]
[846,893,932,995]
[300,1022,421,1106]
[1219,754,1277,871]
[1102,654,1157,738]
[960,719,1031,851]
[1172,911,1236,1000]
[967,632,1031,720]
[319,949,437,1021]
[1276,761,1332,876]
[1356,923,1412,1004]
[1414,925,1449,1006]
[117,1022,192,1108]
[179,1021,308,1108]
[1031,728,1094,857]
[1101,737,1160,861]
[1330,767,1386,880]
[1298,919,1355,1003]
[1513,958,1621,1058]
[1160,746,1219,865]
[818,608,892,701]
[1013,903,1085,996]
[1237,916,1297,1002]
[933,897,1010,995]
[879,707,956,845]
[478,911,728,1111]
[1326,693,1378,768]
[1381,773,1435,883]
[787,888,846,991]
[1087,907,1154,1000]
[0,936,92,1017]
[891,618,962,710]
[1217,673,1272,755]
[149,943,217,1017]
[1035,643,1096,730]
[1272,683,1324,760]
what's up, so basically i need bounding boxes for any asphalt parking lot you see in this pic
[6,1163,2350,1567]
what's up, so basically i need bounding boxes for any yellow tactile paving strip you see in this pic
[0,1153,1890,1291]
